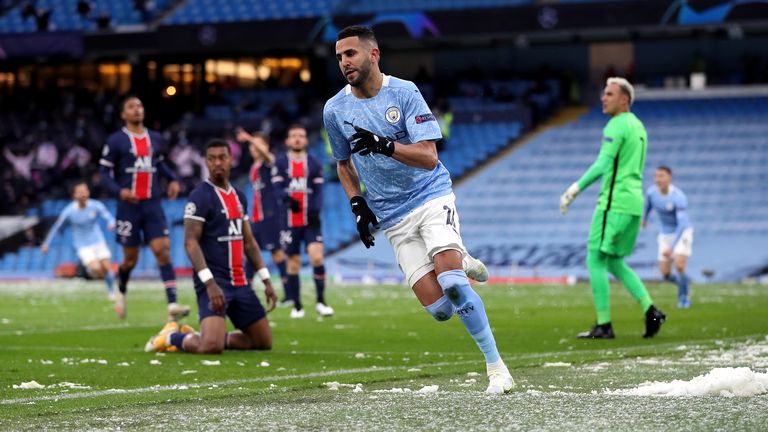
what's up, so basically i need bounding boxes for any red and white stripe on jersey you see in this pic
[288,159,308,228]
[213,187,247,286]
[249,164,264,223]
[128,131,153,200]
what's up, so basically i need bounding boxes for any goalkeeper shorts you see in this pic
[587,209,640,257]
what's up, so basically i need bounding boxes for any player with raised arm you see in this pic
[642,166,694,308]
[560,77,666,339]
[99,96,190,321]
[41,182,117,299]
[235,128,288,296]
[272,124,333,318]
[323,25,510,394]
[145,139,277,354]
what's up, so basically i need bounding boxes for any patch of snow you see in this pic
[608,367,768,397]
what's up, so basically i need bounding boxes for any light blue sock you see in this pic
[678,272,689,299]
[437,269,500,363]
[105,271,115,294]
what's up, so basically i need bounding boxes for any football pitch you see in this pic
[1,279,766,431]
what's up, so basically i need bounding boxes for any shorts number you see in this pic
[116,220,133,238]
[280,230,293,246]
[443,205,456,227]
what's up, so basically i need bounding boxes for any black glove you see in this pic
[283,196,301,212]
[308,210,321,229]
[350,196,378,248]
[350,126,395,157]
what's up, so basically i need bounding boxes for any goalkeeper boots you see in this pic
[643,305,666,338]
[463,254,489,282]
[577,322,615,339]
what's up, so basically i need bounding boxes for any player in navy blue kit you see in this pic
[235,128,288,294]
[99,96,190,321]
[643,166,694,308]
[146,139,277,354]
[272,124,334,318]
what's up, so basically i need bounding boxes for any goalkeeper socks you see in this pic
[607,256,653,312]
[159,263,178,304]
[677,272,689,300]
[105,271,116,294]
[286,274,302,310]
[313,265,326,304]
[586,250,612,325]
[437,269,500,364]
[118,266,132,294]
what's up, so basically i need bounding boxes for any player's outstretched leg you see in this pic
[436,268,513,394]
[606,256,666,337]
[115,246,139,319]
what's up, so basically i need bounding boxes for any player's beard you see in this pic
[347,59,372,88]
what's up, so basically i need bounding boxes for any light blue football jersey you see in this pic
[644,185,692,234]
[43,199,115,250]
[323,74,450,229]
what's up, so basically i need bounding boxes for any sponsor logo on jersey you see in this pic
[385,106,401,124]
[414,113,436,124]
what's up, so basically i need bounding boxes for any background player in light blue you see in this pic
[642,166,694,308]
[323,25,511,394]
[41,182,117,299]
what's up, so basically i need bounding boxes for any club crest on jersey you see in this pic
[666,202,674,211]
[385,106,401,124]
[185,202,196,216]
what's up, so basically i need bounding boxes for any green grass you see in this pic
[0,279,766,431]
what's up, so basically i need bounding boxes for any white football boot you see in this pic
[315,302,335,317]
[486,361,514,394]
[463,254,489,282]
[290,308,305,319]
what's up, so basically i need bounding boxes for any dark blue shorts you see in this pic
[195,281,266,330]
[115,199,169,247]
[279,226,323,256]
[251,217,281,252]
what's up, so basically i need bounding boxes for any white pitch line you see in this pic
[0,359,478,405]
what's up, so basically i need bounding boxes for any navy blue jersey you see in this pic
[249,161,278,222]
[99,127,174,200]
[184,181,250,287]
[272,153,324,229]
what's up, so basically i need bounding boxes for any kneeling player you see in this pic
[146,140,277,353]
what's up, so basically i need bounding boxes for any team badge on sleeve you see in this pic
[385,106,401,123]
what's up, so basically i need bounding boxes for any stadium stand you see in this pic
[0,0,174,33]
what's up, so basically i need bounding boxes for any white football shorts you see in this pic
[77,241,111,265]
[384,193,466,288]
[657,228,694,261]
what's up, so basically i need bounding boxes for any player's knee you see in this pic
[424,295,454,322]
[200,341,225,354]
[436,269,469,305]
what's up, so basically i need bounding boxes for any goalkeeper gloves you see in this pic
[283,196,301,212]
[559,182,581,214]
[350,125,395,157]
[350,196,378,248]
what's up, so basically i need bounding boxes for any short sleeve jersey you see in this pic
[323,74,451,230]
[646,185,691,234]
[249,161,278,223]
[184,181,250,287]
[597,112,647,215]
[99,127,167,200]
